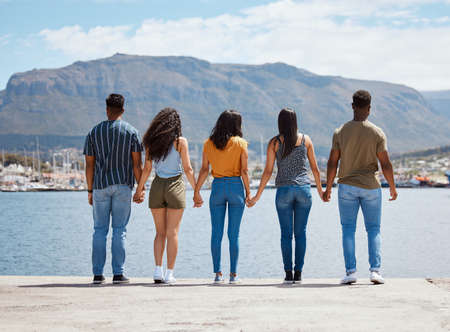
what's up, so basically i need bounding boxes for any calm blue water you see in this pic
[0,189,449,278]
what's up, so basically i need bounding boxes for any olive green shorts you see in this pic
[149,174,186,209]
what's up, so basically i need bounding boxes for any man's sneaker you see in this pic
[153,267,164,284]
[284,271,294,284]
[370,271,385,284]
[214,273,224,284]
[229,274,241,284]
[93,275,105,284]
[112,275,130,284]
[340,272,357,285]
[293,271,302,284]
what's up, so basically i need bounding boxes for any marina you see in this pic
[1,148,449,192]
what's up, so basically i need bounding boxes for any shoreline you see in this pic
[1,185,449,193]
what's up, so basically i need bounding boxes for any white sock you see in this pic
[165,269,174,277]
[155,265,163,274]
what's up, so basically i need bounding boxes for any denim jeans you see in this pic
[92,184,132,275]
[338,184,382,273]
[209,177,245,274]
[275,185,312,272]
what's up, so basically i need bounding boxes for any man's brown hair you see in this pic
[352,90,371,108]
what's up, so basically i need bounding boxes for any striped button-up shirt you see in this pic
[83,120,143,190]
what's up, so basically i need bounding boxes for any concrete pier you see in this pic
[0,276,449,331]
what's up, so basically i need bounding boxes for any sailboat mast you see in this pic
[36,137,41,179]
[23,148,27,168]
[260,135,264,165]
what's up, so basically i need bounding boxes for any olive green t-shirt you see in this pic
[332,120,387,189]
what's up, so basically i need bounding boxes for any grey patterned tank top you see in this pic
[275,134,310,187]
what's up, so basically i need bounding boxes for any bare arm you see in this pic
[193,149,210,207]
[305,135,324,201]
[251,140,276,204]
[131,151,143,184]
[85,155,95,205]
[240,146,251,201]
[133,149,152,203]
[377,150,398,201]
[178,138,196,191]
[324,149,340,202]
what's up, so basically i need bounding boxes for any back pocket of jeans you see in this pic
[117,186,132,202]
[93,190,109,202]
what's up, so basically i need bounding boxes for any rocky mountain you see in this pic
[421,90,450,121]
[1,53,449,154]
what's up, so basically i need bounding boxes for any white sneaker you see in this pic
[214,273,225,284]
[229,274,241,284]
[370,271,385,284]
[340,272,357,285]
[153,266,164,284]
[164,271,176,285]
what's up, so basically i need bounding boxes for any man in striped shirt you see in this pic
[83,93,143,285]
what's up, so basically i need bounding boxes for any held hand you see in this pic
[139,190,145,203]
[88,192,93,206]
[132,191,139,203]
[246,195,258,207]
[193,199,203,208]
[193,192,203,208]
[133,190,144,204]
[389,187,398,201]
[245,196,254,208]
[317,188,325,202]
[323,188,331,202]
[245,192,252,208]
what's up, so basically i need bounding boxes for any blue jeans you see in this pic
[209,177,245,274]
[275,185,312,272]
[338,184,382,273]
[92,184,132,275]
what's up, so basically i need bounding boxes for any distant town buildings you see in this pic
[1,147,449,192]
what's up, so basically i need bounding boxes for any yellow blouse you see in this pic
[203,136,248,178]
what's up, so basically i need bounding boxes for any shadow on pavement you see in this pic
[18,282,360,288]
[19,282,210,288]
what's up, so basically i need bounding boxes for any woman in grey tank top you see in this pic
[249,108,323,284]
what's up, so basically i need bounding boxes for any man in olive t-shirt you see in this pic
[324,90,397,285]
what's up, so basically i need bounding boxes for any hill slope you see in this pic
[1,53,449,153]
[421,90,450,121]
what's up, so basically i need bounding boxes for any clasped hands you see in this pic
[133,189,145,203]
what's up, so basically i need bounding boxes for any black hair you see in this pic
[352,90,371,108]
[210,110,243,150]
[106,93,125,115]
[142,108,182,162]
[272,108,298,159]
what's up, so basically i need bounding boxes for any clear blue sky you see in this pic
[1,0,450,90]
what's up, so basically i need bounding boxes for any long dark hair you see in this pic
[274,108,298,159]
[143,108,182,162]
[210,110,243,150]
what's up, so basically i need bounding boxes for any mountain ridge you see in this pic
[420,90,450,121]
[1,53,449,154]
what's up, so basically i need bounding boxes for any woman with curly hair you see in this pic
[134,108,196,284]
[194,110,251,284]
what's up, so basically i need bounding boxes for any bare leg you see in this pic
[165,208,184,270]
[151,208,167,266]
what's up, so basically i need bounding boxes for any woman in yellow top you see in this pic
[194,110,251,284]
